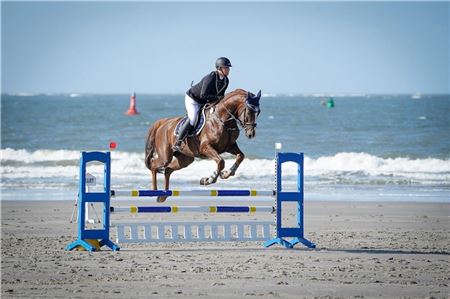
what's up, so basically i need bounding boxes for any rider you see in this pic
[173,57,232,152]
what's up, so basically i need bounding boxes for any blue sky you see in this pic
[2,1,449,94]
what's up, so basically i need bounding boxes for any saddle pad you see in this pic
[174,106,207,137]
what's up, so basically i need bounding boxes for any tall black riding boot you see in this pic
[173,121,192,152]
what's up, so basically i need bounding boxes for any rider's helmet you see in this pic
[215,57,232,69]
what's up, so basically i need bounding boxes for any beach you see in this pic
[1,92,449,298]
[2,200,449,298]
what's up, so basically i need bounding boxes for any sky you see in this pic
[1,1,449,94]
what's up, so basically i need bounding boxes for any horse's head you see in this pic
[240,90,261,139]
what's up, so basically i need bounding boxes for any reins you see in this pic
[209,96,257,133]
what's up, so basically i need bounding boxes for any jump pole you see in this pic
[66,151,315,251]
[110,205,275,213]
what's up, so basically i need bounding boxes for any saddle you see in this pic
[174,106,207,137]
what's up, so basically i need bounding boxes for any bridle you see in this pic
[214,96,259,132]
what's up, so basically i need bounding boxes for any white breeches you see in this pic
[185,94,201,126]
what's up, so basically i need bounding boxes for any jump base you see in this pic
[114,221,275,243]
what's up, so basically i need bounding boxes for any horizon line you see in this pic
[2,92,449,97]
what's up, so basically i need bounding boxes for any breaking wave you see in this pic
[1,149,449,191]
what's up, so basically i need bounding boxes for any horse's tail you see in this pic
[145,123,158,170]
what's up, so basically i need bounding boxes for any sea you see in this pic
[1,93,449,202]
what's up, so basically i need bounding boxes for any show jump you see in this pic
[66,151,315,251]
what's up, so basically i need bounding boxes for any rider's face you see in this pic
[220,67,230,77]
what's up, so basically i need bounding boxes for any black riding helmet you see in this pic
[215,57,232,68]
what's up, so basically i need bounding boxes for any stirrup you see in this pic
[172,141,183,152]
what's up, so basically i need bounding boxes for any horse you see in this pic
[145,89,261,202]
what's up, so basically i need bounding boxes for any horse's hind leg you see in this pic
[220,143,244,179]
[156,169,174,203]
[150,148,173,194]
[157,155,194,202]
[150,157,167,190]
[151,169,158,190]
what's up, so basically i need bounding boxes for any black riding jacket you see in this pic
[187,71,229,104]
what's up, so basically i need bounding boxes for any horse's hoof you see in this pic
[157,196,168,203]
[220,170,233,179]
[200,177,210,185]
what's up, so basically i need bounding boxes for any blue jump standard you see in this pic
[263,152,316,249]
[66,152,120,252]
[66,151,315,251]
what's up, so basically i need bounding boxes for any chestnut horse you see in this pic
[145,89,261,202]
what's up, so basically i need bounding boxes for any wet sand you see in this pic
[1,200,449,298]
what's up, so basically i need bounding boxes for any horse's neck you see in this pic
[216,96,242,119]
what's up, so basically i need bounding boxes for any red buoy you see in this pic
[126,92,139,115]
[109,141,117,150]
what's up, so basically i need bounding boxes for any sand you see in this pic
[1,200,449,298]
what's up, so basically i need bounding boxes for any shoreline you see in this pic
[2,200,449,298]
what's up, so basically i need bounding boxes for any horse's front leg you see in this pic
[199,144,225,186]
[220,143,244,179]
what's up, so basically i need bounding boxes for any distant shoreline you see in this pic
[2,92,450,97]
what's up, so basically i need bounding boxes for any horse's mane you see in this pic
[223,89,247,100]
[207,89,247,109]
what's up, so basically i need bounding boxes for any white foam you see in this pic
[305,152,449,179]
[261,93,277,98]
[1,148,80,163]
[1,149,449,190]
[11,92,37,97]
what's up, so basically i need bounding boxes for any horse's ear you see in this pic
[257,90,261,99]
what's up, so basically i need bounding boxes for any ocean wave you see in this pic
[9,92,38,97]
[305,152,449,176]
[1,149,449,189]
[1,148,80,163]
